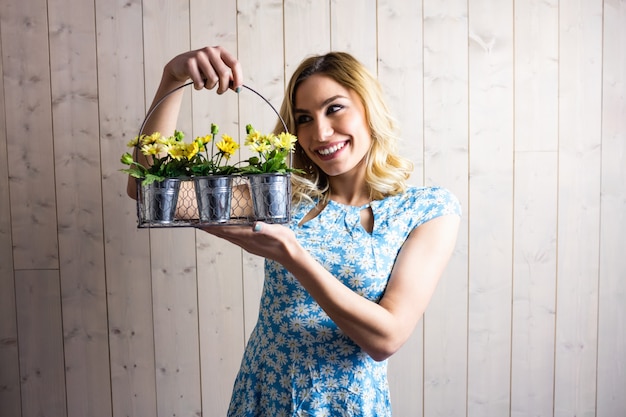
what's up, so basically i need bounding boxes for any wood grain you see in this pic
[422,1,470,416]
[596,2,626,416]
[0,21,21,416]
[554,1,603,416]
[467,0,515,415]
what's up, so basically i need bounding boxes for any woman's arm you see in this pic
[203,213,460,361]
[127,46,243,199]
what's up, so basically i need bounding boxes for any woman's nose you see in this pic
[316,121,334,141]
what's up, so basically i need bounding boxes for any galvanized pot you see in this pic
[194,175,233,223]
[138,178,182,224]
[248,173,291,223]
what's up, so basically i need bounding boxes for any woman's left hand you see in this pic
[198,222,297,263]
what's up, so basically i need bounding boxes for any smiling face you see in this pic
[293,74,372,180]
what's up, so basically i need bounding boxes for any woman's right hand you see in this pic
[127,46,243,200]
[163,45,243,94]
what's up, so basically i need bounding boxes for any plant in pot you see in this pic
[239,124,301,222]
[121,130,196,224]
[187,123,240,223]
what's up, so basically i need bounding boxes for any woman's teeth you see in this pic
[318,142,345,156]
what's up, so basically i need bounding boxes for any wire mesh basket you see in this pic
[132,82,293,228]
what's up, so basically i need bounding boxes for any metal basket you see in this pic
[133,83,292,228]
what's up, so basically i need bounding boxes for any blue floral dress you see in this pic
[227,186,461,417]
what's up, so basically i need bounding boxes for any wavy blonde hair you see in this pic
[274,52,413,206]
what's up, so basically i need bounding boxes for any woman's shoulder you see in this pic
[406,186,460,209]
[376,185,462,227]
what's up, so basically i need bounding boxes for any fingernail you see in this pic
[235,86,241,93]
[253,223,262,232]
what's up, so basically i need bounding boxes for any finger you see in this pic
[184,56,215,90]
[252,222,267,233]
[207,54,237,94]
[191,51,220,91]
[218,48,243,91]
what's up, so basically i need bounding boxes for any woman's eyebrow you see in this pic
[294,95,347,113]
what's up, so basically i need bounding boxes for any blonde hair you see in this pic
[275,52,413,206]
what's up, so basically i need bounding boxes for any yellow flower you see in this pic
[276,132,297,151]
[141,132,161,146]
[186,141,201,160]
[167,143,186,160]
[245,130,262,146]
[196,134,212,146]
[161,135,178,146]
[140,142,161,156]
[250,141,272,154]
[216,134,240,159]
[127,136,140,147]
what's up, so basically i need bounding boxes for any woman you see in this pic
[129,46,461,416]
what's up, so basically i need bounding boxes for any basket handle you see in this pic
[137,81,289,138]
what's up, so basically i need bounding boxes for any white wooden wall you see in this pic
[0,0,624,416]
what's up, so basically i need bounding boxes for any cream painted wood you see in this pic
[378,0,425,183]
[47,0,112,415]
[95,0,158,415]
[377,1,425,415]
[467,0,515,416]
[151,229,202,417]
[421,1,470,416]
[0,28,21,417]
[511,2,559,416]
[511,152,558,417]
[15,270,67,416]
[330,0,377,73]
[514,0,558,152]
[196,235,246,415]
[1,0,58,270]
[189,2,245,415]
[554,2,603,416]
[236,0,285,343]
[284,0,331,78]
[141,1,203,415]
[1,2,625,417]
[597,3,626,416]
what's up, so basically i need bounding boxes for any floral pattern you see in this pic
[228,186,461,416]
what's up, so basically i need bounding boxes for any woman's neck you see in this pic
[327,178,370,207]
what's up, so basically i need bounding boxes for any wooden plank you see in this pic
[511,152,558,417]
[46,0,112,415]
[376,1,425,415]
[330,0,377,72]
[1,0,58,270]
[236,0,285,341]
[467,0,515,415]
[553,1,603,416]
[510,2,559,416]
[377,0,424,185]
[140,1,203,416]
[196,234,245,414]
[596,0,626,415]
[15,270,67,417]
[0,24,21,417]
[284,0,331,77]
[421,1,469,416]
[513,0,558,152]
[150,229,202,417]
[189,2,244,415]
[94,0,158,415]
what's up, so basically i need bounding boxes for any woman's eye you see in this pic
[327,104,343,114]
[295,115,312,125]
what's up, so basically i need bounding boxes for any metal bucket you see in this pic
[248,173,291,223]
[194,175,233,223]
[138,178,182,224]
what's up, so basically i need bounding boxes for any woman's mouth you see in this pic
[316,141,347,157]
